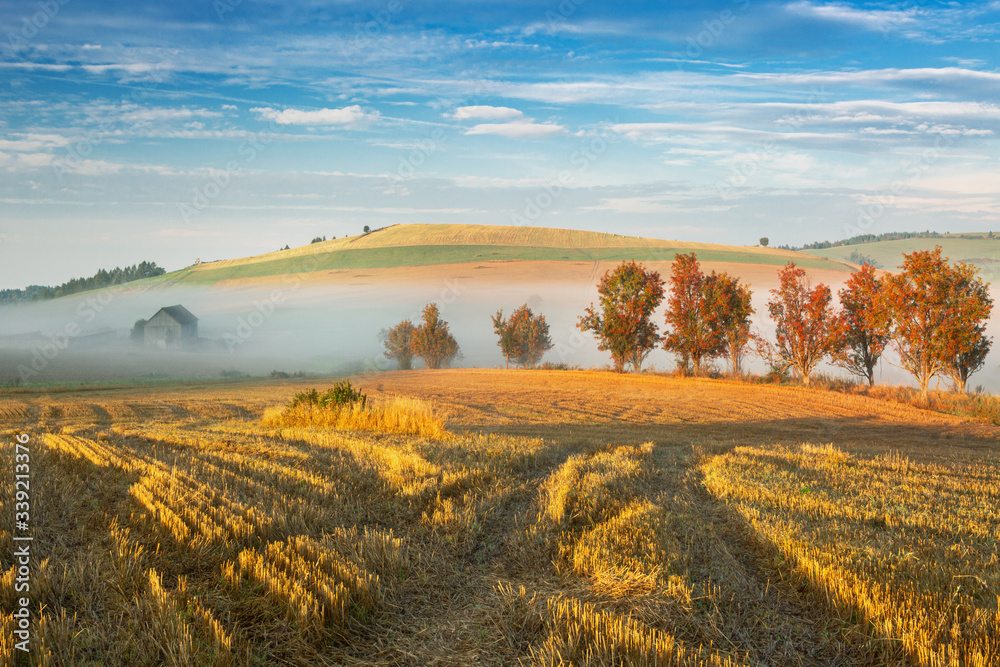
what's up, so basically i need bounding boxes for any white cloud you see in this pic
[251,105,377,126]
[120,107,222,123]
[447,105,524,121]
[786,1,918,30]
[465,120,566,139]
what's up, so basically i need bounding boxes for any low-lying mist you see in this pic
[2,273,1000,394]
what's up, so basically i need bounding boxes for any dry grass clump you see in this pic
[570,500,691,600]
[495,584,739,666]
[703,443,1000,665]
[261,395,446,438]
[223,535,384,638]
[542,443,653,528]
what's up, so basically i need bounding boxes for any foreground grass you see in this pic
[1,370,998,665]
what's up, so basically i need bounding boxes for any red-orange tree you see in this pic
[767,262,844,386]
[713,272,755,376]
[663,253,726,375]
[578,260,664,373]
[884,247,993,396]
[837,263,891,386]
[491,305,553,368]
[411,303,460,369]
[379,319,414,370]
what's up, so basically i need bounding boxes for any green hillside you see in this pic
[802,234,1000,274]
[147,224,854,286]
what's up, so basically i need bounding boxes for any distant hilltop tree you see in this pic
[491,305,553,368]
[578,260,664,373]
[759,237,769,247]
[363,225,371,234]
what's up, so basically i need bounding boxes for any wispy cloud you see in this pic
[446,105,523,121]
[250,105,379,126]
[465,120,567,139]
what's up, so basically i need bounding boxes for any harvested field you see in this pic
[1,369,998,665]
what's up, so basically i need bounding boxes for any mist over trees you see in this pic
[411,303,460,370]
[577,260,664,373]
[765,263,845,387]
[491,305,553,368]
[379,320,415,370]
[884,248,993,397]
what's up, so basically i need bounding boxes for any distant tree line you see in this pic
[0,261,166,305]
[798,230,942,251]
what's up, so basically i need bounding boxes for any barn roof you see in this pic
[150,304,198,325]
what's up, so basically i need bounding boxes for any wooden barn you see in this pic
[144,305,198,349]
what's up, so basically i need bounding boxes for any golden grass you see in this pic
[2,369,999,664]
[261,395,447,438]
[703,443,1000,666]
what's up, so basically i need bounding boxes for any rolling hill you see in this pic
[801,233,1000,275]
[148,223,855,288]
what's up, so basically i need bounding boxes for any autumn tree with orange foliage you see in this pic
[713,272,755,376]
[766,262,844,386]
[411,303,460,370]
[663,253,726,375]
[379,319,415,370]
[837,263,891,386]
[491,305,553,368]
[884,247,992,397]
[578,260,665,373]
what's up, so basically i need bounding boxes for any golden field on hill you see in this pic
[1,370,999,666]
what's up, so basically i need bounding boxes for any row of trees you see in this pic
[377,248,993,398]
[381,303,555,371]
[577,249,993,398]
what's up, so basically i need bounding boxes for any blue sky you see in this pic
[1,0,998,287]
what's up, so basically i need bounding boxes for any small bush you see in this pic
[289,381,367,410]
[538,362,580,371]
